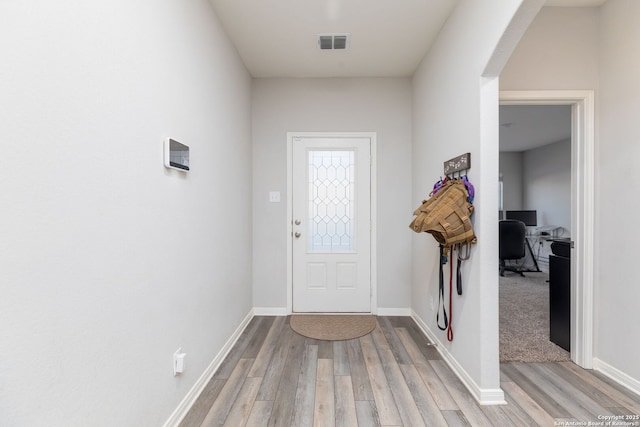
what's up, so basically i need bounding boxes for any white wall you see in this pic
[499,151,524,211]
[501,2,640,391]
[500,7,600,91]
[523,139,571,232]
[596,0,640,386]
[0,1,252,426]
[251,78,413,312]
[501,144,571,232]
[412,0,543,400]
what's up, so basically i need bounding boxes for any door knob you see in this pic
[294,232,301,238]
[294,219,301,225]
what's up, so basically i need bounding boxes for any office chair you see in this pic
[499,220,526,276]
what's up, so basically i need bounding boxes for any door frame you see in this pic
[286,132,378,315]
[500,90,595,369]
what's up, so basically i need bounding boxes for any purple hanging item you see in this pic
[430,178,444,196]
[462,176,474,202]
[429,177,449,196]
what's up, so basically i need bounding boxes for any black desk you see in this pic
[523,237,542,272]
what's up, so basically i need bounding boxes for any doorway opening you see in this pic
[499,91,595,369]
[499,104,572,363]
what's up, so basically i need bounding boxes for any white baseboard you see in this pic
[411,310,506,405]
[252,307,412,316]
[253,307,288,316]
[376,307,412,316]
[162,310,254,427]
[593,358,640,397]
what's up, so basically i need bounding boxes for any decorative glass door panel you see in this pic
[308,150,355,252]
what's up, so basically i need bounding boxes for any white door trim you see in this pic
[287,132,377,315]
[500,90,595,369]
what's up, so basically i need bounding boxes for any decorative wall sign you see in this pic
[444,153,470,175]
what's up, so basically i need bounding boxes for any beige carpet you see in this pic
[290,314,376,341]
[500,272,571,362]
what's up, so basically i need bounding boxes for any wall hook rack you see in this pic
[444,153,470,178]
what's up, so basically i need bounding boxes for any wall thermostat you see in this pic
[164,138,190,171]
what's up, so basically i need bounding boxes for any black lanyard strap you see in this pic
[437,245,448,331]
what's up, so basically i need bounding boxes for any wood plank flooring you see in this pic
[180,316,640,426]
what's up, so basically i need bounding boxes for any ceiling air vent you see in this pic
[317,33,351,50]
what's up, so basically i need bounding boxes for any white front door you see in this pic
[292,137,371,313]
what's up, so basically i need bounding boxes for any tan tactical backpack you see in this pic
[409,179,476,252]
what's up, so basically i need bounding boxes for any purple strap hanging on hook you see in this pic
[431,178,445,196]
[462,176,474,202]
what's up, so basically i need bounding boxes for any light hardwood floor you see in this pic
[179,316,640,426]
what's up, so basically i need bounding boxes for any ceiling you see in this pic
[499,105,571,152]
[210,0,607,79]
[209,0,458,78]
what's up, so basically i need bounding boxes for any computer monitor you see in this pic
[505,210,537,226]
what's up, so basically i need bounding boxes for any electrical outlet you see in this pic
[269,191,280,203]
